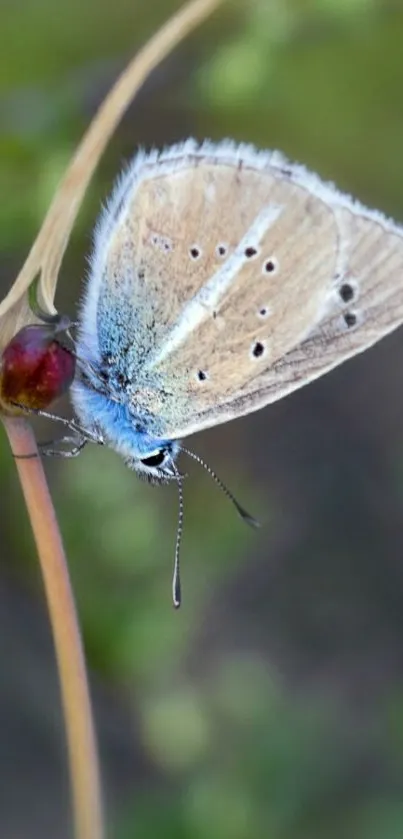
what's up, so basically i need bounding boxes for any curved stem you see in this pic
[2,416,104,839]
[0,0,224,321]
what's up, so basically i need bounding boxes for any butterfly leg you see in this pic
[39,435,89,458]
[10,402,102,444]
[12,435,91,460]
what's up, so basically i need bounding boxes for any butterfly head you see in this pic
[124,440,181,485]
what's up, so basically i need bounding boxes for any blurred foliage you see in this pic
[2,0,403,837]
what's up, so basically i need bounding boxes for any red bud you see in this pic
[0,323,75,413]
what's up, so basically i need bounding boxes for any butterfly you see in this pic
[37,139,403,604]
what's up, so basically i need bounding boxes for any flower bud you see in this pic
[0,322,75,414]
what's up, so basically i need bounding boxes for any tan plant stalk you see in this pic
[3,417,104,839]
[0,1,226,838]
[0,0,225,348]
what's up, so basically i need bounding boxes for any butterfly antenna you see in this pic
[172,462,185,609]
[181,447,260,529]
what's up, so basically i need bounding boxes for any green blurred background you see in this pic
[2,0,403,836]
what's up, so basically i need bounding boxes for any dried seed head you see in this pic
[0,323,75,414]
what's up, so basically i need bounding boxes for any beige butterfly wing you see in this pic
[96,141,403,439]
[226,205,403,425]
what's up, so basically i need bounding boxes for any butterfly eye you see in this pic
[141,449,166,468]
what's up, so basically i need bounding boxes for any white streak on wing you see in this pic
[146,203,284,369]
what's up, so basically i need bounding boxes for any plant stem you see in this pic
[2,416,104,839]
[0,0,225,327]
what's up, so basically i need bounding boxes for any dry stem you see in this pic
[3,417,104,839]
[0,0,225,340]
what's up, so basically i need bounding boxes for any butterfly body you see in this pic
[72,377,179,477]
[71,139,403,481]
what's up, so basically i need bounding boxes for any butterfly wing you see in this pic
[156,193,403,437]
[220,207,403,425]
[84,141,403,440]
